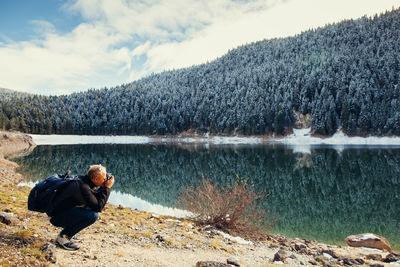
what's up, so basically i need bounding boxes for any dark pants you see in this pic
[50,207,98,238]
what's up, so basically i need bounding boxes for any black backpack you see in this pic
[27,170,78,216]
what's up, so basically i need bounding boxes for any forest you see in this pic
[1,9,399,136]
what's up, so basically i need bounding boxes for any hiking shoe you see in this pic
[55,234,80,251]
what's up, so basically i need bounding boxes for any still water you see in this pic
[14,144,400,248]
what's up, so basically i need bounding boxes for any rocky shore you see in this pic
[0,130,398,266]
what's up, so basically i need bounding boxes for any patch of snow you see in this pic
[352,233,380,242]
[358,247,383,252]
[215,230,253,245]
[392,260,400,266]
[30,134,151,145]
[281,128,400,146]
[30,134,263,145]
[209,136,262,145]
[30,129,400,148]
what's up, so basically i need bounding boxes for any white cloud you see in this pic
[137,0,400,79]
[0,0,399,95]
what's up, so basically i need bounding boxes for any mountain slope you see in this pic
[1,9,399,136]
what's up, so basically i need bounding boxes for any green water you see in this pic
[15,144,400,249]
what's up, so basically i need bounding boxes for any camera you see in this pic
[106,173,113,181]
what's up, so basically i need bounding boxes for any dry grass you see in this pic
[178,178,272,240]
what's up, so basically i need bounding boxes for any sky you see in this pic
[0,0,399,95]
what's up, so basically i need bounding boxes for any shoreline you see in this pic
[30,128,400,146]
[0,130,398,266]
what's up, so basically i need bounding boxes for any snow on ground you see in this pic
[30,134,263,145]
[281,128,400,145]
[30,134,151,145]
[280,128,400,154]
[30,129,400,147]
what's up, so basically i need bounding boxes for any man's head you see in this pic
[87,164,107,186]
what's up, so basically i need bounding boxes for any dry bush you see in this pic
[178,178,272,240]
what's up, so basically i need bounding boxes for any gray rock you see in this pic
[273,248,288,262]
[226,257,240,266]
[294,242,307,251]
[321,249,339,259]
[369,264,384,267]
[196,261,231,267]
[0,211,18,225]
[41,242,56,263]
[383,253,400,263]
[366,254,383,261]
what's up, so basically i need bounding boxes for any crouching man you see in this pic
[50,164,114,250]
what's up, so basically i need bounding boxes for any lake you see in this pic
[15,143,400,249]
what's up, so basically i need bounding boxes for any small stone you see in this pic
[156,235,164,242]
[269,243,278,249]
[41,242,56,263]
[323,253,333,260]
[226,256,240,266]
[196,261,231,267]
[321,249,339,259]
[342,257,361,265]
[294,242,307,251]
[0,212,18,225]
[366,254,382,261]
[273,249,288,262]
[383,253,400,263]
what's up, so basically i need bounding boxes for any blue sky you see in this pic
[0,0,399,95]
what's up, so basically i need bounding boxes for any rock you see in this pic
[0,211,18,225]
[294,242,307,251]
[341,257,364,265]
[383,253,400,263]
[366,254,383,261]
[226,257,240,266]
[155,235,164,242]
[273,248,288,262]
[268,243,278,249]
[41,242,56,263]
[321,249,339,259]
[196,261,231,267]
[369,264,384,267]
[345,233,392,253]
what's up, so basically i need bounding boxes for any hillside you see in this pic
[1,9,399,136]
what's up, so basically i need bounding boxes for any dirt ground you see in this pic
[0,130,398,267]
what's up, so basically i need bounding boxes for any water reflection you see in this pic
[14,144,400,248]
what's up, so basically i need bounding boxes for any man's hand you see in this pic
[103,176,114,189]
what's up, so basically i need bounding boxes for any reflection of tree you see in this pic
[294,153,312,170]
[14,145,400,247]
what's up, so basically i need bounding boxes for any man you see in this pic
[50,164,114,250]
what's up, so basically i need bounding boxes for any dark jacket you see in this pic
[51,175,110,215]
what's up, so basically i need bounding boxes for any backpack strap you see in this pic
[62,170,71,180]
